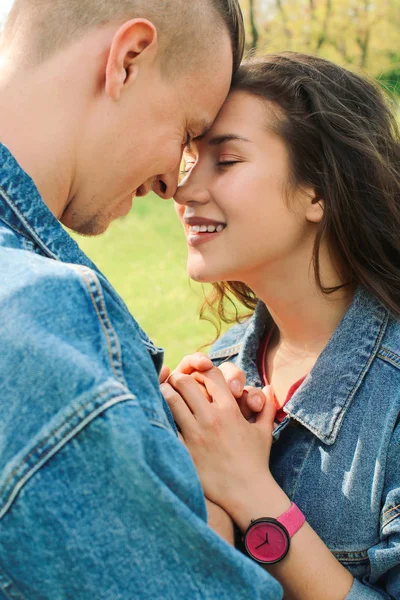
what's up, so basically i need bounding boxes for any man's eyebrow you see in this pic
[192,120,213,141]
[207,134,251,146]
[185,121,211,153]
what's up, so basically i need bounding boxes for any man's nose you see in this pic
[153,164,180,200]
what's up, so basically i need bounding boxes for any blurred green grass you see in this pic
[72,193,218,369]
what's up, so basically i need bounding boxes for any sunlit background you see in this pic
[1,0,399,367]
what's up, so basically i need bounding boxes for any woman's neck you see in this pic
[247,242,354,354]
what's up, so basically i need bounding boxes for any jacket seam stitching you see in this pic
[377,351,400,369]
[0,388,136,520]
[71,265,127,387]
[0,187,58,259]
[211,353,241,365]
[382,502,400,517]
[0,216,29,241]
[382,512,400,529]
[209,345,242,360]
[0,568,27,600]
[331,551,369,561]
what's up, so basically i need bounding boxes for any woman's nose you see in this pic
[174,181,211,207]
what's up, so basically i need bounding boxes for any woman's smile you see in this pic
[184,216,226,247]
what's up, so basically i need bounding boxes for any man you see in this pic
[0,1,282,598]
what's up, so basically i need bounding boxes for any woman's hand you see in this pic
[160,352,266,420]
[160,365,276,512]
[205,498,234,545]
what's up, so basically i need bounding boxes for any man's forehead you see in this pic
[189,117,213,140]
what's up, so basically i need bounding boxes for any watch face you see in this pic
[245,518,290,564]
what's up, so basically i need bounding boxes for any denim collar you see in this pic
[0,143,99,270]
[0,143,161,356]
[224,288,389,445]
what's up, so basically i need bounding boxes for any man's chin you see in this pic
[60,197,132,236]
[60,214,111,237]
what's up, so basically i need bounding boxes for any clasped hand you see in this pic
[160,353,276,511]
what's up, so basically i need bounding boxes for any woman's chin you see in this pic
[187,264,217,284]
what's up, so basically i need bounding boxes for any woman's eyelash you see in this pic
[216,160,240,167]
[180,159,240,176]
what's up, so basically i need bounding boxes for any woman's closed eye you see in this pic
[217,160,240,168]
[216,155,243,169]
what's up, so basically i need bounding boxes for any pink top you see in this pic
[256,330,306,423]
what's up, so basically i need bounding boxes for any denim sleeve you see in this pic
[0,400,283,600]
[346,421,400,600]
[0,262,282,600]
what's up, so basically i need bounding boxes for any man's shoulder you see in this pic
[0,242,90,297]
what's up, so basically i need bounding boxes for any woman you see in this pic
[161,53,400,599]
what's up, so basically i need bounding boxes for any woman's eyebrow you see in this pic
[207,134,251,146]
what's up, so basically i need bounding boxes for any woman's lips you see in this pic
[184,217,226,247]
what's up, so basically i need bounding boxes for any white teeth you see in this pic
[189,223,225,234]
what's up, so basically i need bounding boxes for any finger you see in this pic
[168,371,214,419]
[189,371,212,402]
[237,387,265,420]
[174,353,214,375]
[160,382,195,434]
[255,385,276,429]
[159,366,170,384]
[218,362,246,398]
[198,367,239,411]
[243,386,265,413]
[236,390,253,420]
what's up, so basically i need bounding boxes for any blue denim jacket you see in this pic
[210,289,400,599]
[0,143,283,600]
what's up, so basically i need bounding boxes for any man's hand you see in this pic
[160,353,266,420]
[218,361,266,419]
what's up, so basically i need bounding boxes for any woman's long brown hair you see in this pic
[201,52,400,337]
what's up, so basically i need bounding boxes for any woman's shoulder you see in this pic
[209,319,252,364]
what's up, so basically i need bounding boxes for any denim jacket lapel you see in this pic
[211,287,389,446]
[286,288,389,445]
[0,143,162,358]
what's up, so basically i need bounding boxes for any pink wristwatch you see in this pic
[244,503,305,564]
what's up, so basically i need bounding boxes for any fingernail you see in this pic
[230,379,242,395]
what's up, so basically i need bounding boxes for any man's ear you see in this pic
[303,187,324,224]
[105,19,158,101]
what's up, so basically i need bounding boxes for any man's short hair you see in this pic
[4,0,245,74]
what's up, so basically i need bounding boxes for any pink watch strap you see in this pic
[277,503,305,538]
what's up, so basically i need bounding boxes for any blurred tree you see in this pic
[240,0,400,89]
[249,0,260,49]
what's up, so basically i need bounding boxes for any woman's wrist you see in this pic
[224,474,292,532]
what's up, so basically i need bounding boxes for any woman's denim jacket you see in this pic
[0,144,283,600]
[210,289,400,599]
